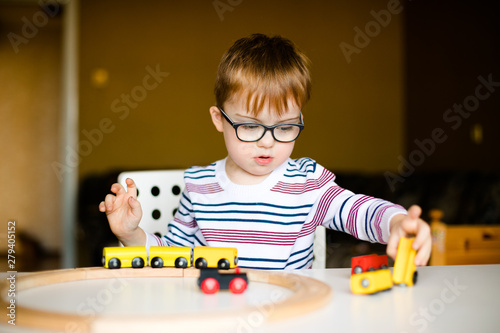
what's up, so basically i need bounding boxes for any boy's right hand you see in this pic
[99,178,144,245]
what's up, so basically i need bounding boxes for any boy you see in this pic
[99,34,431,269]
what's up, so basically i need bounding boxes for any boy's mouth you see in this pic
[255,156,272,165]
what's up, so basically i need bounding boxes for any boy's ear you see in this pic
[209,106,224,132]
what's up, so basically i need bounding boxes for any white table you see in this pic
[1,265,499,333]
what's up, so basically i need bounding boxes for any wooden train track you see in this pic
[1,267,332,332]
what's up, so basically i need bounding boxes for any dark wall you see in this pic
[404,1,500,171]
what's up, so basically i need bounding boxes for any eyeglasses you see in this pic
[218,107,304,143]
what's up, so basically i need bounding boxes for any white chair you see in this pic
[118,170,326,268]
[312,226,326,269]
[118,170,185,238]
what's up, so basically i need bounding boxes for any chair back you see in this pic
[118,170,185,237]
[312,226,326,269]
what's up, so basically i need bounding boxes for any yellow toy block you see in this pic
[393,237,418,286]
[351,269,393,294]
[149,246,192,268]
[193,247,238,269]
[102,246,147,269]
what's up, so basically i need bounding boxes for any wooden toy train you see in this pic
[350,237,418,295]
[102,246,238,269]
[102,246,247,294]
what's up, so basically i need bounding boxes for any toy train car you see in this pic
[102,246,238,270]
[198,267,248,294]
[392,237,418,286]
[150,246,192,268]
[350,237,418,295]
[351,254,388,275]
[193,247,238,269]
[102,246,147,269]
[350,269,393,295]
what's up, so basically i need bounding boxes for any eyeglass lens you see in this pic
[236,124,301,142]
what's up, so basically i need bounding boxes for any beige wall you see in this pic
[79,0,404,178]
[0,5,62,252]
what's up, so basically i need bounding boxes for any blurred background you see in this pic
[1,0,499,271]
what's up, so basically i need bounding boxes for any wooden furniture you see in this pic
[430,209,500,265]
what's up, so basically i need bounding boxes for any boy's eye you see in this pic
[241,124,261,131]
[277,126,293,132]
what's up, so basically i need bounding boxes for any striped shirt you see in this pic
[145,157,406,269]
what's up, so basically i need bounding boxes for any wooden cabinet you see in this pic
[430,210,500,265]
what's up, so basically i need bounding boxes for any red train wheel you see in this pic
[201,277,219,294]
[229,277,247,294]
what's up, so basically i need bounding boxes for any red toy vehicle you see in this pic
[351,254,388,275]
[198,267,248,294]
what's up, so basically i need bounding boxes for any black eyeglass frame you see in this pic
[218,107,304,143]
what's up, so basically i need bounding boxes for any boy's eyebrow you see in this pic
[234,113,301,124]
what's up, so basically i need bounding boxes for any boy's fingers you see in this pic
[414,231,432,265]
[125,178,138,198]
[401,217,419,236]
[407,205,422,220]
[128,196,142,216]
[104,194,116,211]
[386,235,399,259]
[388,206,431,266]
[98,201,106,212]
[110,183,119,193]
[414,238,432,266]
[111,183,127,195]
[412,220,431,249]
[386,229,403,259]
[387,205,423,259]
[399,205,423,236]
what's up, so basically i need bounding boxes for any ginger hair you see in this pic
[214,34,311,115]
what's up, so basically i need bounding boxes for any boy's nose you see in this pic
[257,129,275,147]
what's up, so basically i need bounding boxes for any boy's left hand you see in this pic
[387,205,432,266]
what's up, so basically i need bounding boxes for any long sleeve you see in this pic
[318,186,406,243]
[269,161,407,245]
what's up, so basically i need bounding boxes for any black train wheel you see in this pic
[132,257,145,268]
[108,258,121,269]
[175,257,188,268]
[218,259,230,269]
[195,258,207,268]
[151,257,163,268]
